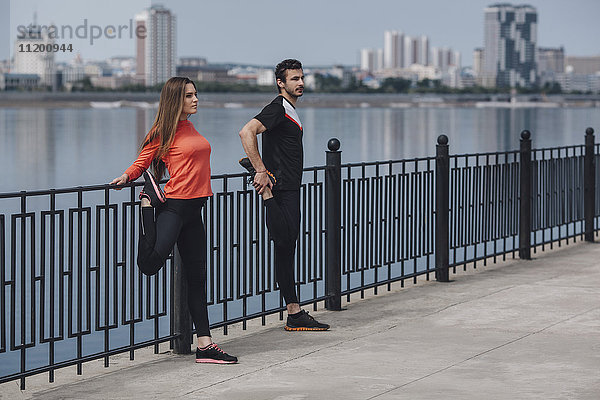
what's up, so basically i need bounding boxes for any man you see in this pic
[239,59,329,331]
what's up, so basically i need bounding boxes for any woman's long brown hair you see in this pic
[141,77,196,180]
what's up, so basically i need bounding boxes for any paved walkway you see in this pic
[2,241,600,399]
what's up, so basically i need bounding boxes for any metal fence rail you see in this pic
[1,128,597,389]
[449,150,521,269]
[531,145,586,249]
[0,185,175,389]
[340,157,436,298]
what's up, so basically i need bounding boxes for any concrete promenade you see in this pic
[2,241,600,399]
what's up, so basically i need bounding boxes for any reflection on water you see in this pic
[1,103,599,192]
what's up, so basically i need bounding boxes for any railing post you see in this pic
[519,130,532,259]
[325,138,342,310]
[584,127,595,242]
[172,247,192,354]
[435,135,450,282]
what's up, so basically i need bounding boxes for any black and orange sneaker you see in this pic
[238,157,277,186]
[195,343,238,364]
[139,170,166,208]
[284,310,330,331]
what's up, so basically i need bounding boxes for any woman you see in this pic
[110,77,237,364]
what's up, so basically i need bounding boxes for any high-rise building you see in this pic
[473,48,484,82]
[383,30,395,68]
[384,30,403,69]
[135,5,176,86]
[483,4,537,88]
[403,36,414,67]
[538,47,565,75]
[451,51,461,69]
[375,49,384,71]
[430,47,445,72]
[418,36,429,66]
[360,48,376,72]
[13,22,56,88]
[431,47,460,73]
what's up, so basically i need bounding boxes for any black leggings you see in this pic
[137,197,211,337]
[265,190,300,305]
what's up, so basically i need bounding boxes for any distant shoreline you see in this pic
[0,91,599,109]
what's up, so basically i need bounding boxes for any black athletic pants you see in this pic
[137,197,211,337]
[265,190,300,305]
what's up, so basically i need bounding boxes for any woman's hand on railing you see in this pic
[110,173,129,190]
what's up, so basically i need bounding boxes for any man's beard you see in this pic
[284,86,302,99]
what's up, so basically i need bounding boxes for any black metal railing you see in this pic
[338,155,437,296]
[0,127,597,389]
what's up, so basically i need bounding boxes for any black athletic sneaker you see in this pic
[238,157,277,186]
[284,310,330,331]
[195,343,238,364]
[139,170,166,208]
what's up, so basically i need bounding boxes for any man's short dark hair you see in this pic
[275,59,303,91]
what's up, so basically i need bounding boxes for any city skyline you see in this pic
[3,0,600,67]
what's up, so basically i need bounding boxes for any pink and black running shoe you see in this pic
[139,170,166,208]
[195,343,238,364]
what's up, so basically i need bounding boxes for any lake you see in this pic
[2,94,599,193]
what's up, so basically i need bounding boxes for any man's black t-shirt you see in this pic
[254,95,303,190]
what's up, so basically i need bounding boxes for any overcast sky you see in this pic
[3,0,599,67]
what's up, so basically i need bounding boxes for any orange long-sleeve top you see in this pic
[124,120,213,199]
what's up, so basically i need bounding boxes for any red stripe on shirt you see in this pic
[285,113,302,131]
